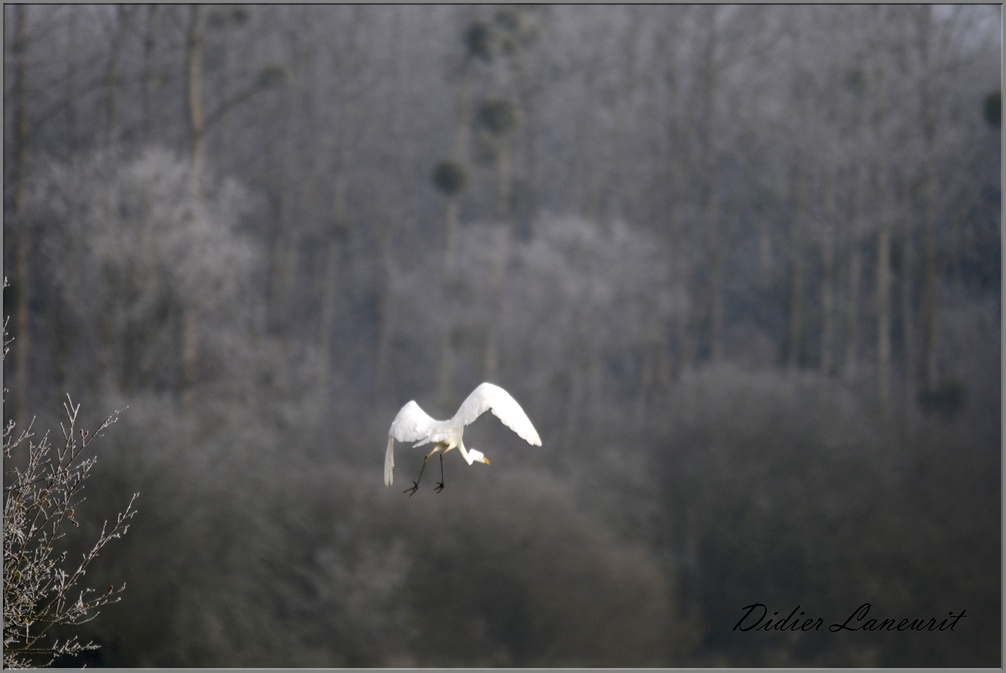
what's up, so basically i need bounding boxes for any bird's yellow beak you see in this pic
[483,457,490,465]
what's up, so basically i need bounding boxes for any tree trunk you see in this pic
[437,52,472,404]
[820,196,837,376]
[104,7,135,148]
[65,8,80,156]
[681,6,719,372]
[876,216,892,419]
[187,5,206,201]
[787,161,806,372]
[374,222,397,395]
[917,5,940,392]
[316,232,343,403]
[375,7,406,396]
[708,214,734,364]
[482,146,513,383]
[710,154,745,364]
[482,225,509,383]
[820,71,839,376]
[787,59,811,372]
[899,186,916,430]
[315,10,354,398]
[583,9,643,223]
[10,4,31,427]
[142,6,161,146]
[667,173,688,379]
[843,101,867,385]
[97,9,134,393]
[874,61,892,419]
[180,5,206,405]
[316,154,348,403]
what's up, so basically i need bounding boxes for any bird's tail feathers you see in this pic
[384,435,395,486]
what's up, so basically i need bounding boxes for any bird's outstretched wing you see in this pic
[389,400,438,443]
[452,382,542,446]
[385,400,439,486]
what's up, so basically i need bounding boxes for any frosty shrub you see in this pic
[657,365,897,661]
[3,298,138,668]
[401,470,680,667]
[68,406,414,667]
[655,363,998,666]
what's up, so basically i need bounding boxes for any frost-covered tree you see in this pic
[506,215,685,442]
[25,148,257,399]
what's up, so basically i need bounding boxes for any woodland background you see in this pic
[3,5,1001,666]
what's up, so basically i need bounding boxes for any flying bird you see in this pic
[385,382,542,496]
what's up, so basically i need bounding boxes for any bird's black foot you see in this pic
[404,482,419,496]
[434,481,445,493]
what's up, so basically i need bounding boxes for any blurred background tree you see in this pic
[3,5,1000,666]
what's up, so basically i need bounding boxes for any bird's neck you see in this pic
[455,439,476,465]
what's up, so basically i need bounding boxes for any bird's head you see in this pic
[468,448,490,466]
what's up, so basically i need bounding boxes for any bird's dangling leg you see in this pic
[403,455,429,496]
[404,445,442,496]
[434,453,446,493]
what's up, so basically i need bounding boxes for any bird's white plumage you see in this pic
[384,383,541,487]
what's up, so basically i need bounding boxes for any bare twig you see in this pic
[3,296,139,668]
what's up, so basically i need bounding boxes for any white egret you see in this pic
[385,382,542,496]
